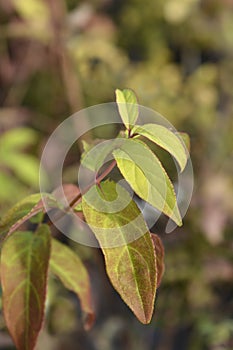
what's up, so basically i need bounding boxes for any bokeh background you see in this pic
[0,0,233,349]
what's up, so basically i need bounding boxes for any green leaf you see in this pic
[0,127,37,153]
[178,132,191,152]
[0,225,51,350]
[151,233,165,287]
[0,173,25,202]
[49,239,95,330]
[113,139,182,226]
[132,124,188,171]
[82,181,156,324]
[81,138,122,171]
[115,88,139,130]
[3,154,39,188]
[82,140,93,153]
[74,202,82,211]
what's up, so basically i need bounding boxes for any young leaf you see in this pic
[82,181,157,324]
[115,88,139,130]
[81,138,122,171]
[151,234,165,287]
[49,239,95,330]
[0,225,51,350]
[82,140,92,153]
[131,124,188,171]
[74,202,82,211]
[113,139,182,226]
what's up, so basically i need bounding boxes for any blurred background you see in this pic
[0,0,233,349]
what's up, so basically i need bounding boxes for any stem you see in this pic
[47,0,92,150]
[96,160,117,186]
[69,159,116,208]
[48,159,117,227]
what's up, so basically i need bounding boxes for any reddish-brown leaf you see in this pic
[82,181,157,324]
[0,225,51,350]
[0,193,58,240]
[151,233,165,287]
[0,194,43,239]
[0,185,81,242]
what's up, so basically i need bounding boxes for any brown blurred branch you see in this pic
[46,0,92,150]
[46,0,83,112]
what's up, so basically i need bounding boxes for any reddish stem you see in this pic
[68,159,116,208]
[47,159,117,226]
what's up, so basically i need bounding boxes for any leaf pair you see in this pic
[113,139,182,226]
[82,89,188,226]
[81,135,186,227]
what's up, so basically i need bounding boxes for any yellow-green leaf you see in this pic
[132,124,188,171]
[1,225,51,350]
[113,139,182,226]
[82,181,156,324]
[49,239,95,330]
[0,127,37,152]
[3,154,40,188]
[115,88,139,130]
[151,233,165,287]
[178,132,191,152]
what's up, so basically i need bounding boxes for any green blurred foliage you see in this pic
[0,127,40,209]
[0,0,233,349]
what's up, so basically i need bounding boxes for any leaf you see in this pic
[82,140,93,153]
[81,138,123,171]
[3,154,39,188]
[0,173,25,202]
[132,124,188,171]
[0,194,42,238]
[115,88,139,130]
[49,238,94,329]
[0,127,37,153]
[178,132,191,152]
[82,180,157,324]
[0,127,40,188]
[74,202,82,211]
[151,234,165,287]
[113,139,182,226]
[0,193,59,239]
[0,225,51,350]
